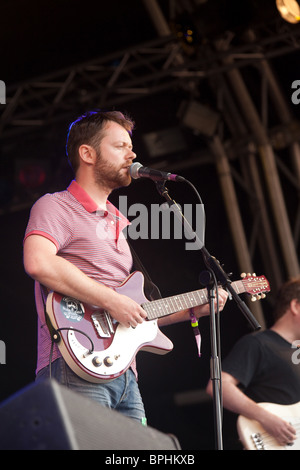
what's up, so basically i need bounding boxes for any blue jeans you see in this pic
[36,358,147,425]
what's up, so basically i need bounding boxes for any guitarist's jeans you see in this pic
[36,357,147,425]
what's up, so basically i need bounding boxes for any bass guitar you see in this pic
[237,402,300,450]
[46,271,270,383]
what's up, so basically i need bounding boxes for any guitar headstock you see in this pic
[240,273,270,301]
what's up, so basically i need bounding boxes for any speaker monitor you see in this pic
[0,379,180,450]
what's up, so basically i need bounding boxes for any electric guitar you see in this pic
[46,271,270,383]
[237,402,300,450]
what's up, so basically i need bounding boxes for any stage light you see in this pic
[276,0,300,23]
[179,100,220,137]
[17,162,47,190]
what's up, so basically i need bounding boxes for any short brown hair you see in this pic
[273,276,300,320]
[66,110,135,173]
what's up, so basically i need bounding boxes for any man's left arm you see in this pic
[158,287,228,326]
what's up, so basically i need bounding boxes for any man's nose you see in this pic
[127,149,136,161]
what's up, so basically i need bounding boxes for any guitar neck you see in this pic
[142,280,245,320]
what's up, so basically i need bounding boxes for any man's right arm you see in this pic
[206,372,296,446]
[23,234,146,328]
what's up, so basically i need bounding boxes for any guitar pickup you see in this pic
[91,311,114,338]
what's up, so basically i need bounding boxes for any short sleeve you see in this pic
[222,334,263,389]
[24,193,73,251]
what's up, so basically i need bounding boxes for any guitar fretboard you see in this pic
[142,280,245,320]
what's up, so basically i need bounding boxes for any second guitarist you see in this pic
[206,277,300,448]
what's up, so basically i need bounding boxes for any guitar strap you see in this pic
[39,284,59,343]
[128,242,162,301]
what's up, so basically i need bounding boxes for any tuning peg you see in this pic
[241,272,258,278]
[251,294,266,301]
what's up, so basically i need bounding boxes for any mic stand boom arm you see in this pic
[154,181,261,330]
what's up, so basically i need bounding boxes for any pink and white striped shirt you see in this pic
[24,180,133,374]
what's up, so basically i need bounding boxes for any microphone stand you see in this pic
[155,181,261,450]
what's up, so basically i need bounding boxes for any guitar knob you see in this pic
[104,356,113,367]
[92,356,102,367]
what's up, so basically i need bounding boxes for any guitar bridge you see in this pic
[91,311,114,338]
[251,432,265,450]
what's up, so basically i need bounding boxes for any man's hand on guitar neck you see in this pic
[194,287,229,318]
[158,287,229,326]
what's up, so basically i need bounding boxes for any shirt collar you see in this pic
[67,180,130,226]
[67,180,98,213]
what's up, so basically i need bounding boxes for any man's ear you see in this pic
[290,299,300,316]
[78,144,96,165]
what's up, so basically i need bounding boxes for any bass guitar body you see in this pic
[237,402,300,450]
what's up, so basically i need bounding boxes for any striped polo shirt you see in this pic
[24,180,133,374]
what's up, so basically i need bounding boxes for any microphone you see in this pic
[130,162,185,182]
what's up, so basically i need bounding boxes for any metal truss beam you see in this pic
[1,15,300,319]
[1,23,300,140]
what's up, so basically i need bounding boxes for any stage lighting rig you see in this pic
[276,0,300,23]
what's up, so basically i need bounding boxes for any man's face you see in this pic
[94,121,136,190]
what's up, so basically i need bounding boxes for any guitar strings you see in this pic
[143,289,208,320]
[253,421,300,449]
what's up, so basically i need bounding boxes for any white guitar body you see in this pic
[66,318,163,381]
[237,402,300,450]
[46,271,173,383]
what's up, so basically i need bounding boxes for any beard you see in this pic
[93,152,131,191]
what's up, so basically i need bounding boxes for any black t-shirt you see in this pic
[222,330,300,404]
